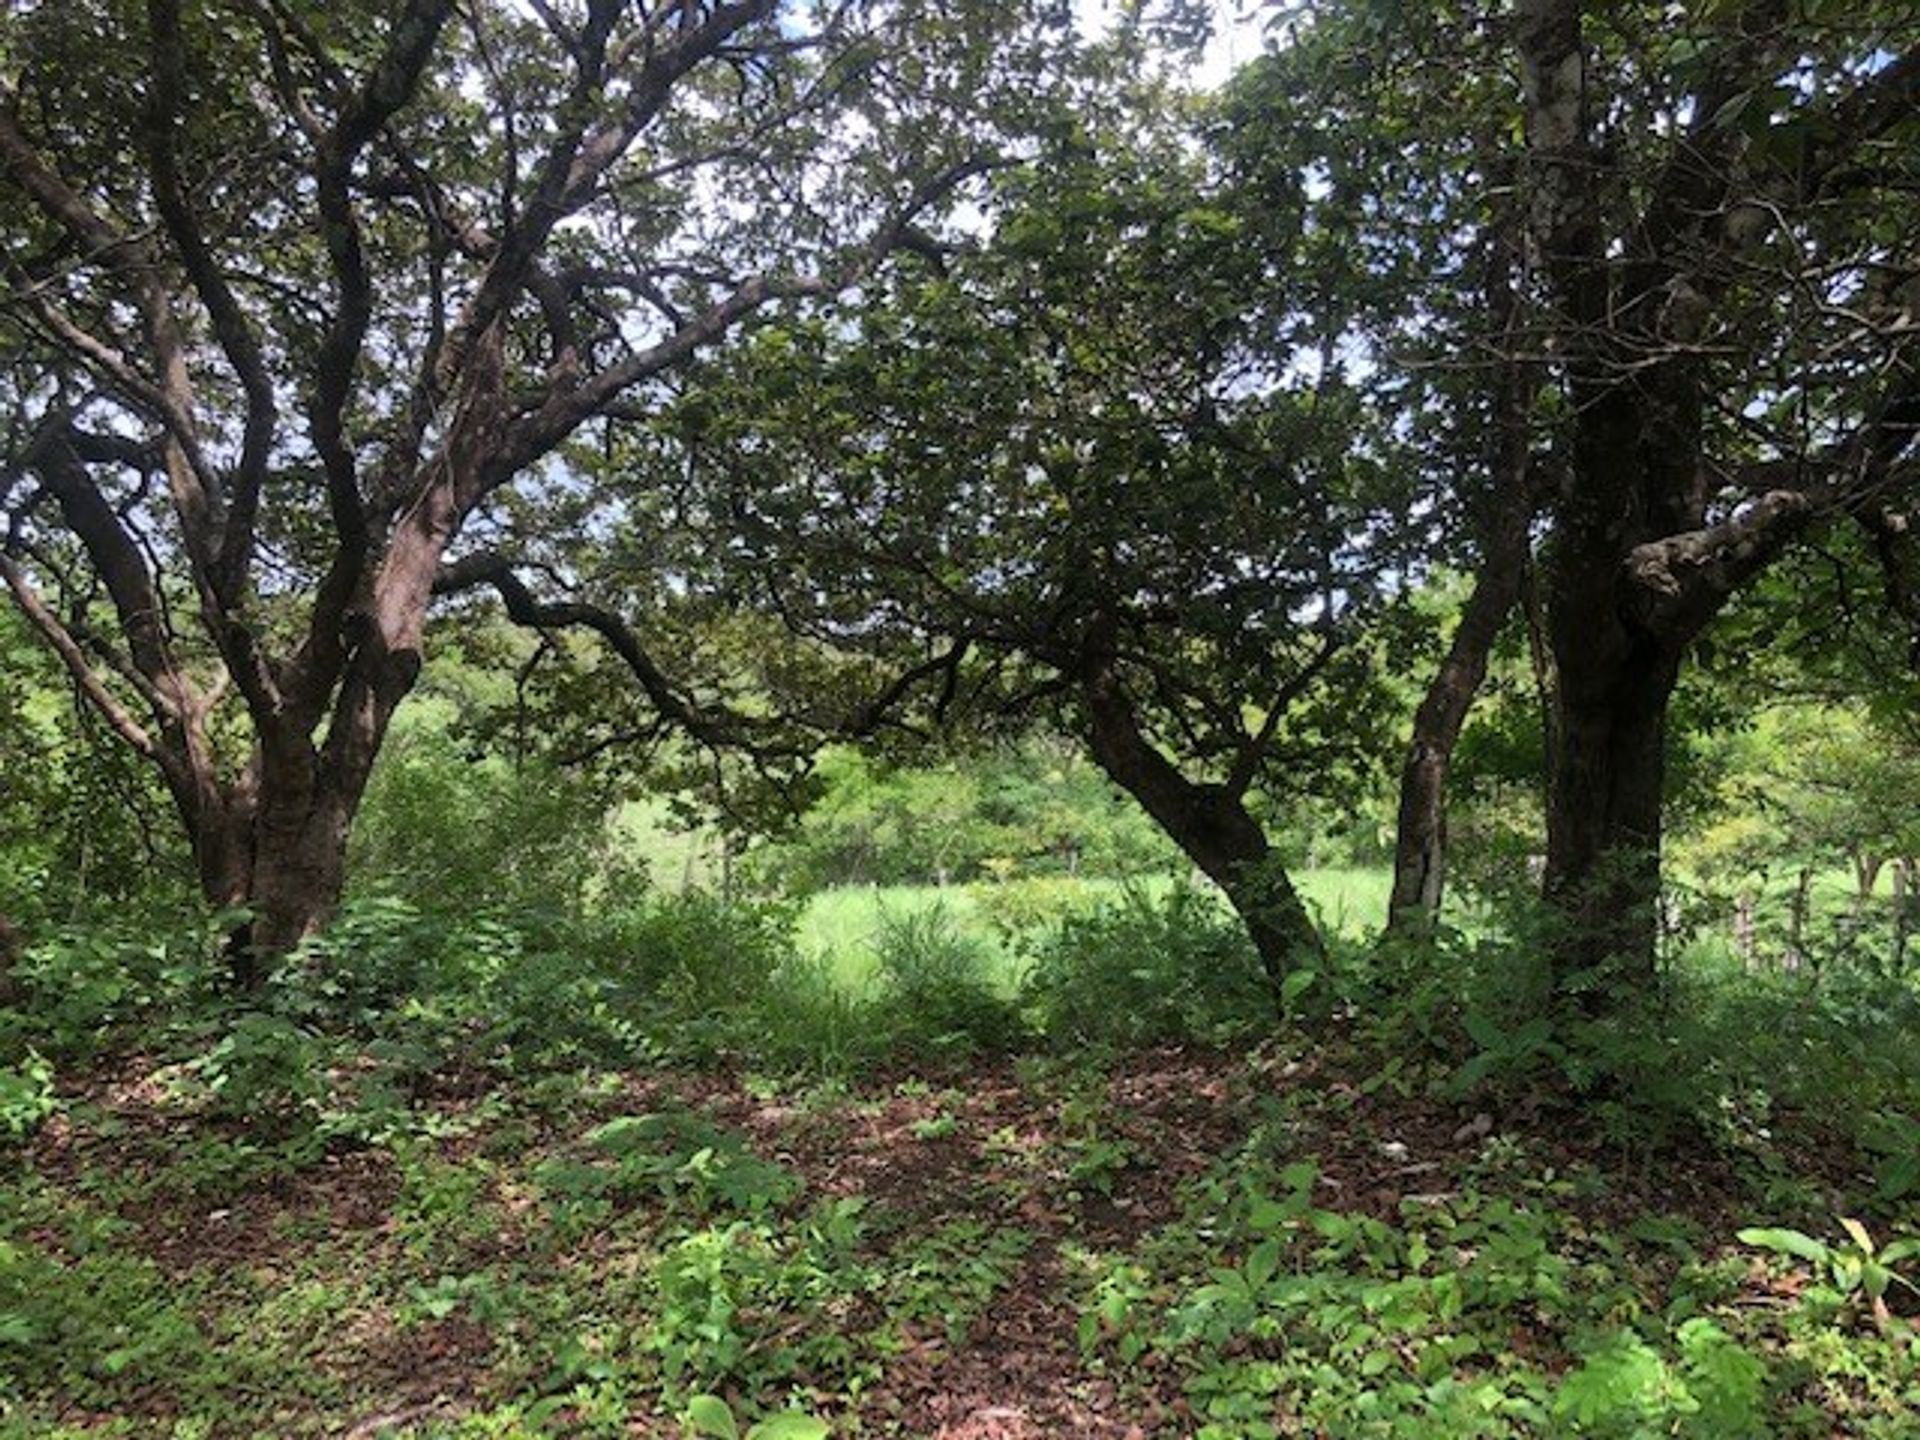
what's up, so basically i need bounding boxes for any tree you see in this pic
[1511,0,1920,986]
[1265,0,1920,976]
[1197,10,1548,938]
[0,0,1057,980]
[605,80,1416,981]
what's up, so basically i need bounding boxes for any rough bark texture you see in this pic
[0,911,20,1009]
[1515,0,1920,990]
[1538,605,1682,985]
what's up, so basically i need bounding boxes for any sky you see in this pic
[1073,0,1273,90]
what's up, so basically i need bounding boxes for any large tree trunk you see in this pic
[218,796,356,988]
[1538,383,1691,992]
[182,757,361,989]
[1540,631,1679,990]
[1079,654,1323,985]
[180,495,451,988]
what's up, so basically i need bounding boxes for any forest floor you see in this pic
[5,1026,1915,1438]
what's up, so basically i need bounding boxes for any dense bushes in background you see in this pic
[757,743,1182,890]
[0,613,195,931]
[350,696,636,921]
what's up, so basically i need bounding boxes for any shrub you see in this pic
[873,904,1024,1055]
[1021,882,1273,1047]
[350,719,629,922]
[1,915,225,1063]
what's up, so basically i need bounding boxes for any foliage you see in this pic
[1738,1219,1920,1332]
[351,701,635,923]
[1021,883,1277,1047]
[0,1055,55,1144]
[684,1395,829,1440]
[755,742,1178,890]
[870,905,1025,1055]
[2,4,1920,1437]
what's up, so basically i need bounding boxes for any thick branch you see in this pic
[310,0,457,552]
[1627,376,1920,632]
[494,157,996,488]
[0,552,168,771]
[0,83,221,554]
[433,551,793,755]
[144,0,278,602]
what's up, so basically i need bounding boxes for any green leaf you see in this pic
[1862,1260,1893,1302]
[1736,1227,1829,1264]
[1832,1255,1863,1293]
[1245,1237,1283,1290]
[748,1415,830,1440]
[1874,1152,1919,1202]
[1462,1011,1504,1050]
[1510,1016,1553,1052]
[1877,1238,1920,1265]
[685,1395,740,1440]
[1248,1197,1290,1230]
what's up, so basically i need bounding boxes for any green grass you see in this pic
[795,866,1393,993]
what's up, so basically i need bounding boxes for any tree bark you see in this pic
[1538,375,1695,989]
[1787,864,1814,970]
[1893,858,1913,974]
[216,795,356,988]
[1387,522,1529,935]
[1851,849,1883,913]
[0,911,20,1009]
[1078,652,1323,985]
[1539,627,1680,989]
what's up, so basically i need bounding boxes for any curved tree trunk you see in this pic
[1387,530,1529,936]
[1388,187,1536,938]
[1079,651,1323,986]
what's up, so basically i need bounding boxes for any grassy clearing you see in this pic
[795,867,1394,992]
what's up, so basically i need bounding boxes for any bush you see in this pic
[1021,882,1274,1047]
[872,905,1025,1055]
[0,915,226,1063]
[350,718,631,922]
[744,952,889,1076]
